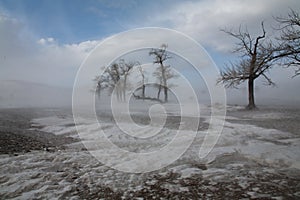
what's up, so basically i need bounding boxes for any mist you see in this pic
[1,3,300,109]
[0,80,72,108]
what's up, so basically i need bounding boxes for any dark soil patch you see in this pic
[0,108,77,155]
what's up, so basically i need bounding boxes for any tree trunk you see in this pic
[164,86,168,102]
[247,78,256,110]
[157,85,161,100]
[123,76,127,102]
[160,63,168,102]
[97,90,101,100]
[142,84,145,99]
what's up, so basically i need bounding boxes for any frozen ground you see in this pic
[0,106,300,199]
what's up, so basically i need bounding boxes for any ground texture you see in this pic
[0,107,300,199]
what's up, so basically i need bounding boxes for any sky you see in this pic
[0,0,300,106]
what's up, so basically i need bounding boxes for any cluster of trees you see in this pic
[96,44,176,103]
[218,9,300,109]
[96,10,299,110]
[95,59,135,101]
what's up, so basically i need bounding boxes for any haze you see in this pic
[0,0,300,108]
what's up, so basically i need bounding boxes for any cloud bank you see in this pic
[144,0,300,52]
[0,0,300,107]
[0,14,98,87]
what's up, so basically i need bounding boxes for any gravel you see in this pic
[0,108,77,155]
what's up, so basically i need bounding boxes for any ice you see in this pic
[241,112,290,120]
[178,167,202,178]
[1,105,300,198]
[204,118,300,169]
[29,106,300,171]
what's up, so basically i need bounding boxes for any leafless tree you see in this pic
[96,60,137,101]
[106,63,124,101]
[118,59,136,101]
[149,44,175,102]
[96,44,178,103]
[218,22,282,109]
[275,9,300,77]
[95,73,109,99]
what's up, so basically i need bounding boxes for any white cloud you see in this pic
[146,0,300,52]
[37,37,55,45]
[1,3,300,107]
[135,0,300,106]
[0,15,99,87]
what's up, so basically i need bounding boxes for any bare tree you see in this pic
[108,63,123,101]
[94,73,109,99]
[149,44,175,102]
[218,22,281,109]
[275,9,300,76]
[96,59,137,101]
[118,59,136,101]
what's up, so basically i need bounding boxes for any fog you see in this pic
[1,68,299,109]
[1,5,300,109]
[0,80,72,108]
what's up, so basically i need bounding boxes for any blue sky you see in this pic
[1,0,300,105]
[2,0,298,55]
[1,0,122,43]
[0,0,180,43]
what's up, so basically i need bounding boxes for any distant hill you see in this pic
[0,80,72,108]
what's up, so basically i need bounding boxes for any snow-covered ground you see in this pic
[0,106,300,199]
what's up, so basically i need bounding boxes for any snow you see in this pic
[1,105,300,198]
[29,107,300,170]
